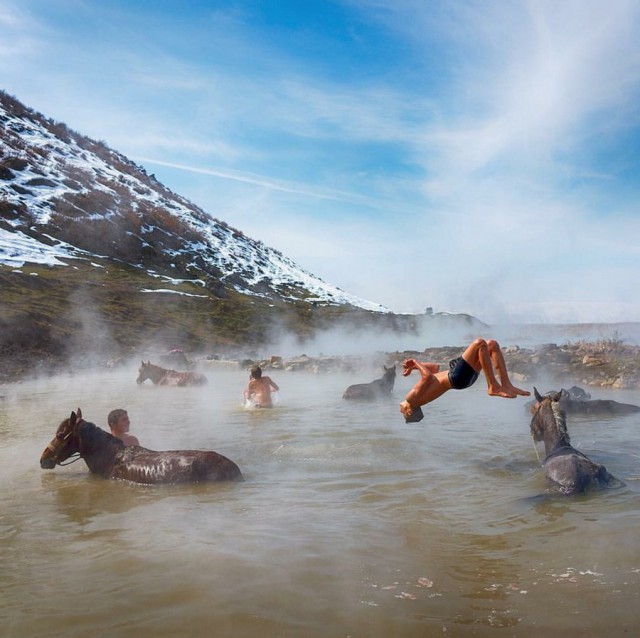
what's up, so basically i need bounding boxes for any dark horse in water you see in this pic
[40,409,243,484]
[136,361,208,386]
[343,365,396,400]
[529,388,622,495]
[527,385,640,416]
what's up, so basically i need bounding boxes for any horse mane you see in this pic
[80,421,125,449]
[550,400,571,444]
[146,362,167,371]
[146,361,180,375]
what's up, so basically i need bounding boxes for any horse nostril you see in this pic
[40,458,55,469]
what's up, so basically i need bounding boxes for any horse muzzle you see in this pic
[40,457,56,469]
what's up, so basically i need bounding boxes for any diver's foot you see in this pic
[488,385,517,398]
[505,385,530,397]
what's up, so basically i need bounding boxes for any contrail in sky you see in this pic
[132,156,373,205]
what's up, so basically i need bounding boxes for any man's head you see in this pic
[400,400,424,423]
[250,365,263,380]
[107,409,129,431]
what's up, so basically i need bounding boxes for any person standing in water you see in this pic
[107,409,140,446]
[400,338,530,423]
[244,365,279,408]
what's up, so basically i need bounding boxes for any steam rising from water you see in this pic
[265,322,480,358]
[263,320,640,359]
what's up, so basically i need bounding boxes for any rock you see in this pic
[582,354,605,366]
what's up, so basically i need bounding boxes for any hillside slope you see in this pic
[0,90,386,311]
[2,91,442,380]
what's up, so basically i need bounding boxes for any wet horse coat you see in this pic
[342,365,396,400]
[40,410,243,484]
[529,388,621,495]
[136,361,208,386]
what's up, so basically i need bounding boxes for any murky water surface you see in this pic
[2,363,640,637]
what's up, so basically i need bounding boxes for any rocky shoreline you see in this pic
[2,339,640,391]
[203,339,640,391]
[408,341,640,390]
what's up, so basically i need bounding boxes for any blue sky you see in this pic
[2,0,640,324]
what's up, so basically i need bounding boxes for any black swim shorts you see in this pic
[448,357,479,390]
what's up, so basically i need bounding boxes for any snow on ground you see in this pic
[0,227,78,268]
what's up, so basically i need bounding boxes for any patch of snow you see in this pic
[140,288,209,298]
[0,227,75,267]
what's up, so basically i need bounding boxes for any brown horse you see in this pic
[40,409,243,484]
[136,361,208,386]
[529,388,622,495]
[342,365,396,400]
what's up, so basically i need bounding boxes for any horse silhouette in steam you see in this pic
[342,365,396,401]
[136,361,207,386]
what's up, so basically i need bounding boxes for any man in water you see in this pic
[400,338,530,423]
[244,365,280,408]
[107,408,140,446]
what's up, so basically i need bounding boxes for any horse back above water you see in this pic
[529,388,622,495]
[526,385,640,416]
[40,409,243,484]
[136,361,208,386]
[342,365,396,401]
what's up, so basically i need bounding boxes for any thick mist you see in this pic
[263,319,640,360]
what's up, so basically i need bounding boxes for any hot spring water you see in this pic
[2,363,640,637]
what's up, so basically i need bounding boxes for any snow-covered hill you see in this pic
[0,90,388,312]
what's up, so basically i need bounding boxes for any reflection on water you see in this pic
[2,363,640,637]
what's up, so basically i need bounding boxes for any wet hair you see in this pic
[404,406,424,423]
[107,408,128,427]
[250,365,263,379]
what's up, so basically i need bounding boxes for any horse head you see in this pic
[381,365,396,390]
[40,408,84,469]
[136,360,152,384]
[529,388,569,451]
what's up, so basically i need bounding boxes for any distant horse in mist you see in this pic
[136,361,208,386]
[527,385,640,417]
[529,388,622,495]
[40,409,243,484]
[342,365,396,401]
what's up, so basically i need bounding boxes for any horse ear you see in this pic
[70,410,77,425]
[77,407,82,420]
[533,387,543,402]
